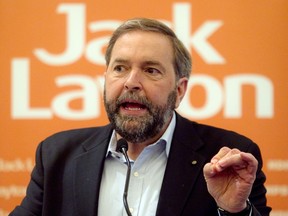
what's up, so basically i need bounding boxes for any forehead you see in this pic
[110,31,174,63]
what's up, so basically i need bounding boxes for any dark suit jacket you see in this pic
[10,113,271,216]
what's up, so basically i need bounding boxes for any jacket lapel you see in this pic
[73,125,113,216]
[156,114,206,216]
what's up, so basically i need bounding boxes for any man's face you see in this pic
[104,31,187,144]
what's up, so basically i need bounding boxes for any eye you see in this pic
[113,65,125,72]
[145,67,161,75]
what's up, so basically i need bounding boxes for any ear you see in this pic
[175,77,188,108]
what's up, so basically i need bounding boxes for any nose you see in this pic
[124,70,142,91]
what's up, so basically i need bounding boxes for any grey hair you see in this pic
[105,18,192,79]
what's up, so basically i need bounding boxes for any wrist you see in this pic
[218,200,252,216]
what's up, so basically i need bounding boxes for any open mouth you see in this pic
[121,101,147,111]
[117,96,149,114]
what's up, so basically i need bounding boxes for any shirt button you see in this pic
[133,172,139,177]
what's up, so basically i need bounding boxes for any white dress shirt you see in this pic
[98,113,176,216]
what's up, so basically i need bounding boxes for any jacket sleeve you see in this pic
[247,142,272,216]
[9,142,44,216]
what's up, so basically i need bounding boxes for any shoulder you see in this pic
[36,124,112,160]
[44,124,111,145]
[175,113,260,154]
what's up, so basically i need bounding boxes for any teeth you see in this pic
[126,107,142,111]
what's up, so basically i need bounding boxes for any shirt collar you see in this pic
[106,112,176,157]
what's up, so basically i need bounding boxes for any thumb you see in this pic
[203,162,217,178]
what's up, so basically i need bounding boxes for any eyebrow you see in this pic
[142,60,166,72]
[111,58,166,72]
[112,58,129,64]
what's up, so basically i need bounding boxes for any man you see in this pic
[10,18,271,216]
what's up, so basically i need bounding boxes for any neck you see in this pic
[126,143,147,161]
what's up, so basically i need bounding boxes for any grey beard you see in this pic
[104,90,177,144]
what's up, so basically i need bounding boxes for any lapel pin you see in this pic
[191,160,197,165]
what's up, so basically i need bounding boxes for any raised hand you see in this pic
[203,147,258,213]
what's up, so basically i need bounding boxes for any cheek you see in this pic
[105,79,124,100]
[147,85,172,104]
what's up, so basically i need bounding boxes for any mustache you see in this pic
[115,92,152,111]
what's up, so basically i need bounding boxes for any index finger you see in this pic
[217,151,258,175]
[210,147,231,164]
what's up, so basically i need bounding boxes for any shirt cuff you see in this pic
[217,200,252,216]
